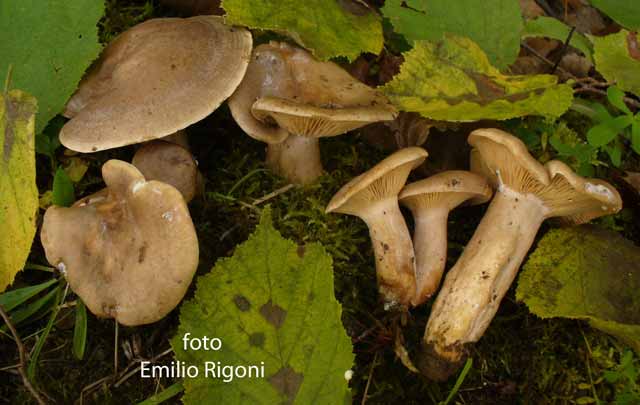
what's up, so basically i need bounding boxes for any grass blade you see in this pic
[3,285,60,328]
[73,299,87,360]
[0,279,57,312]
[441,358,473,405]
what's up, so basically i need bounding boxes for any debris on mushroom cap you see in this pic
[399,171,492,210]
[60,16,252,153]
[40,160,199,326]
[326,147,428,215]
[229,40,397,143]
[132,140,200,202]
[468,128,622,220]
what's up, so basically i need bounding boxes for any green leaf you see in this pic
[73,299,87,360]
[28,281,65,380]
[517,226,640,353]
[381,36,574,121]
[0,0,104,132]
[604,143,623,167]
[607,86,632,115]
[593,30,640,96]
[0,90,38,293]
[0,279,57,312]
[35,116,64,164]
[137,383,184,405]
[590,0,640,30]
[52,167,75,207]
[172,208,354,404]
[632,120,640,155]
[5,285,60,328]
[522,16,593,61]
[381,0,522,69]
[221,0,383,61]
[587,115,633,147]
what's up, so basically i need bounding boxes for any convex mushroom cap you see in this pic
[40,160,199,326]
[421,128,622,381]
[327,147,428,307]
[399,171,492,306]
[229,41,397,184]
[61,16,252,152]
[132,140,201,202]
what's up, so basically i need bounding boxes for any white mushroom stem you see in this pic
[420,187,547,379]
[410,207,449,305]
[266,134,323,185]
[358,198,416,307]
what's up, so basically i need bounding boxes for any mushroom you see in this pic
[61,16,252,152]
[132,140,201,202]
[419,128,622,380]
[228,41,397,184]
[40,160,199,326]
[326,147,428,307]
[399,171,492,306]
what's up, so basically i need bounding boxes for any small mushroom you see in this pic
[420,128,622,380]
[132,140,201,202]
[61,16,252,152]
[326,147,428,307]
[40,160,199,326]
[399,171,492,306]
[228,41,397,184]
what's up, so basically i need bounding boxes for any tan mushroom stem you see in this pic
[409,207,450,302]
[357,198,418,306]
[266,135,322,185]
[419,128,622,381]
[399,172,492,306]
[326,147,428,307]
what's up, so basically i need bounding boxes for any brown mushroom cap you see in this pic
[326,147,428,215]
[229,41,397,143]
[399,171,492,212]
[132,140,199,202]
[468,128,622,220]
[40,160,199,326]
[61,16,252,152]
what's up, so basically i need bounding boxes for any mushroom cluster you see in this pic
[42,15,397,326]
[327,128,621,380]
[41,16,253,325]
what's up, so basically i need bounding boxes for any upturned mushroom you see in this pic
[132,140,201,202]
[40,160,199,326]
[228,41,397,184]
[326,147,428,307]
[419,128,622,380]
[399,171,492,306]
[61,16,252,152]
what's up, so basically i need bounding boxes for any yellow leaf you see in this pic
[0,89,38,292]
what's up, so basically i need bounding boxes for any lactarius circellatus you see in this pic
[61,16,252,152]
[420,128,622,380]
[399,171,492,306]
[326,147,428,307]
[132,140,201,203]
[228,41,397,184]
[40,160,199,326]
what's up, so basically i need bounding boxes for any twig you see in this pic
[114,321,119,375]
[551,26,576,74]
[521,42,640,111]
[113,347,173,388]
[361,351,379,405]
[0,305,47,405]
[520,42,574,78]
[252,184,295,206]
